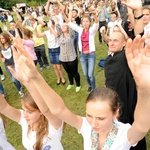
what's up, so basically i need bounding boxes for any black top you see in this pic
[75,16,81,26]
[9,28,23,38]
[104,50,137,124]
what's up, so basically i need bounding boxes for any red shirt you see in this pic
[81,30,89,51]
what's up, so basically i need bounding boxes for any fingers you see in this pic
[139,35,146,55]
[145,43,150,57]
[132,35,141,57]
[126,38,133,61]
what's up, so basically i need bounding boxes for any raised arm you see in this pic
[34,22,46,38]
[45,0,51,16]
[3,25,14,39]
[10,36,83,130]
[100,26,109,44]
[126,35,150,144]
[0,94,21,123]
[12,6,22,22]
[116,19,128,39]
[122,0,143,36]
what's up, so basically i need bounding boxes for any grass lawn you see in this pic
[0,21,150,149]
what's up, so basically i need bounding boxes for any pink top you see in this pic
[81,30,89,51]
[22,39,37,61]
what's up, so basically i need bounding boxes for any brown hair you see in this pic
[0,33,11,48]
[86,87,121,115]
[23,28,33,38]
[142,5,150,12]
[82,15,92,23]
[21,93,49,150]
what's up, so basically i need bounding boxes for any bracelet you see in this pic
[134,14,144,20]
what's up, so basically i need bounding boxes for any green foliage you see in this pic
[27,0,38,6]
[0,0,47,9]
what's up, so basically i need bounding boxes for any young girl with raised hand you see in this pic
[9,31,150,149]
[67,6,99,93]
[0,33,24,97]
[0,91,63,150]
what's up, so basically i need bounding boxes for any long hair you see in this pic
[0,32,11,49]
[0,113,7,128]
[21,93,49,150]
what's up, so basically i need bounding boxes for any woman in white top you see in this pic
[0,91,63,150]
[35,19,66,85]
[9,31,150,149]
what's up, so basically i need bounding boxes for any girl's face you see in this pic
[82,18,91,29]
[22,104,41,126]
[86,100,118,134]
[0,35,6,44]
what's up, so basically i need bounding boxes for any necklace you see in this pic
[91,121,119,150]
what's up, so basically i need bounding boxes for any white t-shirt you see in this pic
[108,21,118,36]
[0,137,16,150]
[56,13,64,27]
[44,30,60,49]
[7,15,13,22]
[0,118,16,150]
[19,110,64,150]
[79,117,134,150]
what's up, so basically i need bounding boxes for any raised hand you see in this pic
[121,0,142,10]
[9,36,39,83]
[3,25,8,32]
[125,35,150,90]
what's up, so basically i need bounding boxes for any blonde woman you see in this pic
[0,92,64,150]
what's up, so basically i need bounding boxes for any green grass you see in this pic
[0,21,150,149]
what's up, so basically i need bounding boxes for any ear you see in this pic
[113,109,119,120]
[123,41,126,47]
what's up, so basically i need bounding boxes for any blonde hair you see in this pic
[21,93,49,150]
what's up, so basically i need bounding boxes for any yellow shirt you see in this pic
[26,24,45,47]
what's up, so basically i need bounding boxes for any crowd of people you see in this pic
[0,0,150,149]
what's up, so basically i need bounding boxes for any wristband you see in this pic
[134,14,144,20]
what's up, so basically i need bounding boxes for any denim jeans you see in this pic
[5,66,22,92]
[0,82,5,94]
[80,52,96,89]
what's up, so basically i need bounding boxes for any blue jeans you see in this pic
[80,52,96,89]
[0,82,5,94]
[5,66,22,92]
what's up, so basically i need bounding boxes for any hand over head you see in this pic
[126,35,150,90]
[9,36,39,83]
[121,0,142,10]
